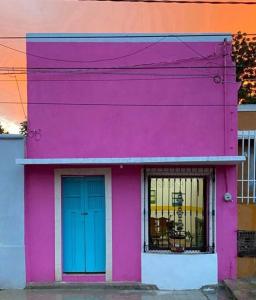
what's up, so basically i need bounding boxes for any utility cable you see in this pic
[78,0,256,5]
[0,33,233,64]
[0,36,170,64]
[0,34,255,39]
[13,74,27,119]
[0,101,238,107]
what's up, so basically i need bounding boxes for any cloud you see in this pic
[0,116,19,133]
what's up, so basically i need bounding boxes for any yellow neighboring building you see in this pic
[238,104,256,277]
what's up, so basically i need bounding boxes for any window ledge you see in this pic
[144,250,215,255]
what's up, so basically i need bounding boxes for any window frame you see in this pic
[143,168,215,255]
[238,130,256,204]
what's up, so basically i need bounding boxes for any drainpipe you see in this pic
[223,38,229,195]
[223,38,227,157]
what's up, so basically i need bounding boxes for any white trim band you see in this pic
[238,130,256,139]
[16,156,245,166]
[238,104,256,112]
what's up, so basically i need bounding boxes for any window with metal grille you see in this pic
[237,230,256,257]
[143,168,215,253]
[238,131,256,204]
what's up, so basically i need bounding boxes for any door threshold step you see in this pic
[26,282,158,290]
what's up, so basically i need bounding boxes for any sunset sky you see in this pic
[0,0,256,132]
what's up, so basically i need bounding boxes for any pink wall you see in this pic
[25,35,238,284]
[25,165,141,283]
[26,36,237,159]
[112,166,141,281]
[25,164,237,282]
[25,166,55,282]
[216,166,237,280]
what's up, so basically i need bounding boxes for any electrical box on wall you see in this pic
[224,192,232,202]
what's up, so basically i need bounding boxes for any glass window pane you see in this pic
[149,176,206,252]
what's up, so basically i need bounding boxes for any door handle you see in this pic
[81,212,88,216]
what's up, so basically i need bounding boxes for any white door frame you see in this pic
[54,168,112,281]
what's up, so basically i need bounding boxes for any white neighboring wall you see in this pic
[0,135,25,289]
[142,253,218,290]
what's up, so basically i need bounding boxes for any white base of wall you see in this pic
[0,246,26,289]
[142,253,218,290]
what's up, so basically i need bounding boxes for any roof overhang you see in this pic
[26,33,232,43]
[16,156,245,166]
[0,134,24,140]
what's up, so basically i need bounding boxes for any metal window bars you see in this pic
[144,168,215,254]
[237,230,256,257]
[238,131,256,204]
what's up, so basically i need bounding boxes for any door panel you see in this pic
[62,176,106,273]
[62,177,85,272]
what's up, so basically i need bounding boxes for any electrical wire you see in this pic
[0,33,246,113]
[13,74,27,119]
[0,36,171,64]
[0,72,235,82]
[0,101,238,107]
[0,52,225,70]
[0,55,230,76]
[0,33,253,39]
[0,65,239,73]
[174,36,211,60]
[78,0,256,4]
[0,75,218,82]
[0,72,237,82]
[0,33,234,75]
[0,33,233,64]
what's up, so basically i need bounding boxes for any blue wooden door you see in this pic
[62,176,105,273]
[84,176,106,272]
[62,177,85,272]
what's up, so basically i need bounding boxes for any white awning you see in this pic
[16,156,245,166]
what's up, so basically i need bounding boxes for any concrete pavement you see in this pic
[224,278,256,300]
[0,287,232,300]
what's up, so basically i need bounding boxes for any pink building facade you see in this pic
[20,33,244,289]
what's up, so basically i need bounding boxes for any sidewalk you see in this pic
[0,286,231,300]
[0,289,209,300]
[224,278,256,300]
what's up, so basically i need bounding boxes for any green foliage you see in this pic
[232,32,256,104]
[0,122,9,134]
[19,120,27,136]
